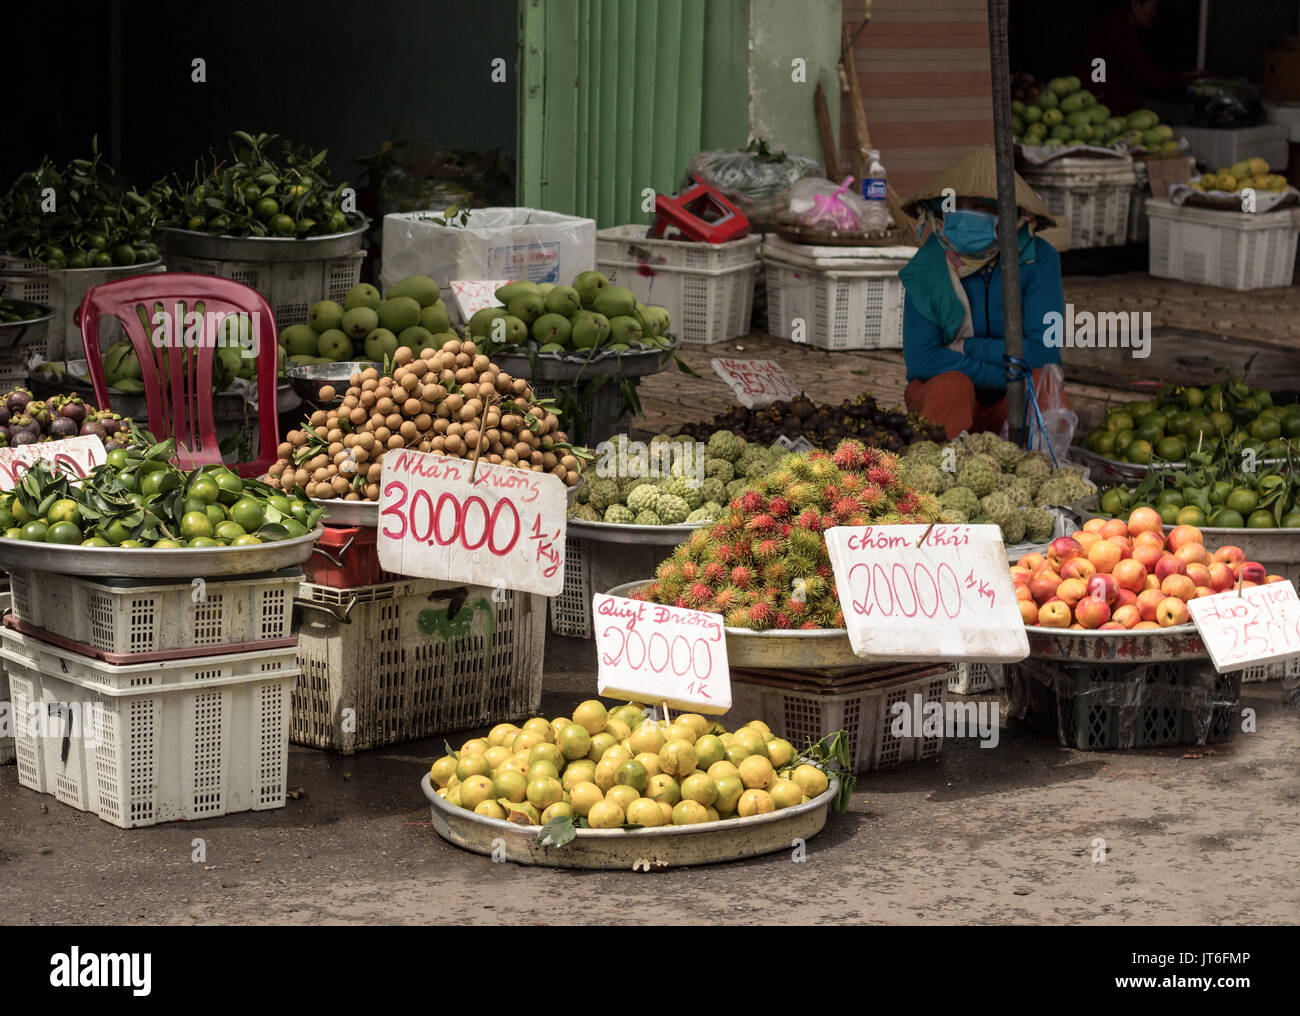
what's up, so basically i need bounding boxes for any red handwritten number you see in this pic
[849,560,961,619]
[385,476,523,557]
[600,626,625,666]
[380,481,409,539]
[602,626,715,681]
[892,562,918,618]
[914,563,939,618]
[937,563,961,619]
[488,498,521,555]
[409,489,435,543]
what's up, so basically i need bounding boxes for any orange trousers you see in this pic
[904,369,1066,440]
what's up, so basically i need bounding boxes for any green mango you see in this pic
[573,271,609,309]
[280,323,319,358]
[418,300,450,334]
[1022,105,1042,124]
[531,313,572,347]
[384,274,441,307]
[506,292,544,325]
[1087,104,1110,124]
[1060,93,1087,114]
[1047,77,1073,96]
[343,283,381,311]
[467,306,507,338]
[317,329,353,361]
[593,285,637,319]
[398,326,435,352]
[570,311,609,349]
[495,281,540,305]
[1126,110,1158,130]
[377,296,421,333]
[112,378,145,393]
[544,285,581,317]
[607,315,643,345]
[1065,110,1091,128]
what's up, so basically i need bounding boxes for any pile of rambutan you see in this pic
[633,439,941,630]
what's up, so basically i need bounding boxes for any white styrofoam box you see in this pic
[0,261,166,360]
[1177,124,1289,173]
[1021,157,1137,249]
[293,577,545,753]
[1267,102,1300,143]
[8,569,299,659]
[163,252,362,330]
[1147,198,1300,290]
[0,626,297,827]
[765,256,905,351]
[724,666,949,775]
[381,208,597,319]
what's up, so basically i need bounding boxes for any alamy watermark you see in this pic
[149,304,261,357]
[1043,305,1151,359]
[890,693,1000,747]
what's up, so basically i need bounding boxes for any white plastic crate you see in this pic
[7,568,299,660]
[164,252,363,329]
[1238,655,1300,683]
[724,666,948,775]
[0,626,296,828]
[948,662,1004,695]
[550,536,692,638]
[0,261,166,360]
[1146,198,1300,290]
[1176,124,1289,174]
[762,234,918,266]
[1021,157,1137,249]
[597,226,760,347]
[764,255,905,350]
[293,577,545,754]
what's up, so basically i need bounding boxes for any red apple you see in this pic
[1174,542,1210,567]
[1037,600,1072,628]
[1019,599,1040,625]
[1154,555,1186,582]
[1156,596,1191,627]
[1240,562,1267,585]
[1144,573,1162,590]
[1137,588,1166,622]
[1099,621,1125,630]
[1134,620,1161,630]
[1048,536,1082,566]
[1029,570,1063,604]
[1207,562,1234,591]
[1132,543,1164,571]
[1161,574,1197,601]
[1167,524,1204,552]
[1075,597,1112,629]
[1082,518,1107,534]
[1015,583,1034,601]
[1100,518,1130,540]
[1194,585,1216,599]
[1061,557,1098,582]
[1266,574,1289,584]
[1185,562,1211,588]
[1114,588,1138,608]
[1088,539,1122,574]
[1056,577,1089,608]
[1213,545,1245,566]
[1107,535,1134,558]
[1127,506,1164,536]
[1112,604,1142,629]
[1074,530,1102,555]
[1017,552,1046,571]
[1112,558,1148,593]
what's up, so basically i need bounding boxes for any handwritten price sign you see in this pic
[1188,581,1300,673]
[450,280,510,321]
[0,435,106,492]
[825,524,1030,662]
[377,450,566,597]
[593,594,731,714]
[710,358,803,409]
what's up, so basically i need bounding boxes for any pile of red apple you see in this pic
[1011,507,1288,630]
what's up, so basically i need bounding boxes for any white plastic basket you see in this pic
[764,255,905,351]
[7,568,299,660]
[948,662,1004,695]
[1021,158,1137,249]
[1146,198,1300,290]
[0,260,167,360]
[1,626,297,828]
[723,666,949,775]
[597,226,760,346]
[164,252,363,329]
[293,577,545,753]
[1237,655,1300,683]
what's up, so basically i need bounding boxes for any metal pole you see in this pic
[987,0,1025,445]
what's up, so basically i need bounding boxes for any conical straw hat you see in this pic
[903,145,1055,227]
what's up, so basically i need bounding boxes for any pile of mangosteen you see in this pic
[0,387,137,450]
[676,392,947,453]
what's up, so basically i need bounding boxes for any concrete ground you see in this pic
[2,633,1297,925]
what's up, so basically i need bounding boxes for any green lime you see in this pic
[1175,506,1206,527]
[11,501,34,524]
[91,251,113,268]
[1247,509,1276,529]
[1099,488,1129,516]
[101,520,132,545]
[141,469,178,497]
[181,496,207,516]
[112,245,137,266]
[214,471,244,505]
[1113,430,1134,453]
[229,497,264,532]
[45,521,83,544]
[1155,489,1185,508]
[187,537,220,548]
[1154,436,1187,462]
[1210,508,1244,528]
[0,507,14,530]
[267,494,291,515]
[279,518,308,539]
[189,476,220,503]
[204,504,227,528]
[152,539,183,549]
[214,520,247,541]
[180,511,214,540]
[106,448,131,469]
[1158,503,1181,526]
[117,471,139,493]
[4,527,22,539]
[1281,511,1300,528]
[80,536,111,547]
[255,197,280,220]
[1225,489,1259,515]
[269,213,296,236]
[231,535,262,546]
[289,500,311,526]
[119,539,146,548]
[20,521,49,541]
[1125,440,1152,464]
[1106,411,1134,432]
[88,232,109,250]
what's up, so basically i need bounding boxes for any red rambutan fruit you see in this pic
[730,565,754,589]
[702,561,727,584]
[767,496,792,518]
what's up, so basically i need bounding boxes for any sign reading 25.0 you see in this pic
[377,450,566,597]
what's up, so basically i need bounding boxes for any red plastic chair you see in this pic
[77,273,280,477]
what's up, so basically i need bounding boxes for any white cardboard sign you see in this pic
[1188,581,1300,674]
[450,280,511,321]
[593,594,731,715]
[710,357,803,409]
[825,523,1031,662]
[0,435,106,491]
[377,450,567,597]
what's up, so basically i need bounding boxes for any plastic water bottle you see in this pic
[860,149,890,234]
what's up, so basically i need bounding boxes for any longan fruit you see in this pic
[400,421,418,441]
[488,454,502,465]
[348,406,367,426]
[460,382,480,400]
[503,448,519,463]
[472,354,491,372]
[387,434,404,450]
[551,464,567,480]
[422,383,443,402]
[349,372,363,387]
[361,367,379,382]
[407,359,429,378]
[403,398,422,417]
[367,462,383,482]
[269,461,285,477]
[419,347,437,361]
[429,436,445,453]
[277,442,292,459]
[394,347,413,365]
[433,418,450,435]
[444,394,464,413]
[511,378,528,396]
[529,451,543,467]
[459,400,481,422]
[385,413,402,431]
[360,390,377,409]
[331,475,350,496]
[362,378,378,392]
[463,429,481,452]
[414,413,432,431]
[365,483,380,499]
[495,374,512,394]
[374,427,391,443]
[461,341,477,355]
[310,410,327,426]
[443,339,462,355]
[447,421,464,438]
[542,451,557,469]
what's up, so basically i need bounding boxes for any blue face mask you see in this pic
[942,209,998,254]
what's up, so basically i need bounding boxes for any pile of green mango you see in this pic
[466,272,673,356]
[1012,76,1181,153]
[280,274,450,369]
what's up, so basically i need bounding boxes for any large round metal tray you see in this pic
[421,772,837,869]
[0,526,321,577]
[490,344,676,382]
[1071,494,1300,562]
[162,225,368,262]
[0,301,53,349]
[1024,623,1205,663]
[606,579,862,672]
[567,516,705,546]
[286,360,380,404]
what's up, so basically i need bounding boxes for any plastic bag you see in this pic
[1028,363,1076,464]
[685,142,822,224]
[789,177,869,231]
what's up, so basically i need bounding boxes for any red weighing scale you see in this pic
[650,179,750,243]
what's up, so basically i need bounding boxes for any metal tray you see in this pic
[1024,623,1205,663]
[0,301,53,349]
[490,344,676,382]
[0,526,321,578]
[606,579,864,672]
[421,772,837,870]
[567,516,705,546]
[161,225,368,262]
[286,360,379,405]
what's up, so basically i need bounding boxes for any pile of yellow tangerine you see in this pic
[429,699,831,828]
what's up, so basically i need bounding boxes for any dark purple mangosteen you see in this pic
[0,406,10,426]
[101,416,122,436]
[11,431,36,446]
[48,417,78,439]
[59,401,87,426]
[5,389,31,414]
[103,439,122,452]
[79,420,109,440]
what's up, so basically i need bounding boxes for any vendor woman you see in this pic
[899,145,1066,439]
